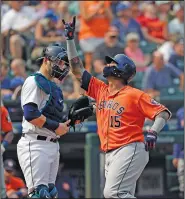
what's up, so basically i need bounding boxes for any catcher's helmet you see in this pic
[38,44,69,81]
[104,54,136,83]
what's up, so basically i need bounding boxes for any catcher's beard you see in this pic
[47,61,69,81]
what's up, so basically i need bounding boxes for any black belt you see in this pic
[22,133,58,143]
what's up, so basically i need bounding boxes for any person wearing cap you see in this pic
[34,9,65,50]
[168,4,184,38]
[112,2,144,44]
[169,38,184,72]
[4,159,27,198]
[124,32,151,72]
[93,26,124,81]
[1,103,14,198]
[142,51,184,98]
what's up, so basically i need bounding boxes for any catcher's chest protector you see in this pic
[33,73,64,122]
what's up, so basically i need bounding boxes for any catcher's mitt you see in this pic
[68,96,93,131]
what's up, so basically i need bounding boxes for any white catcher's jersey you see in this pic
[21,75,57,137]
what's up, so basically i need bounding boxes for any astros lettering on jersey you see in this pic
[86,77,171,152]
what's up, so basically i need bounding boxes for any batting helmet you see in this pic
[103,54,136,83]
[37,44,69,81]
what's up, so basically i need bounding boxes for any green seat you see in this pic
[166,172,179,189]
[165,155,177,172]
[159,87,184,101]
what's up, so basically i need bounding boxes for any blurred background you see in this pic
[1,0,184,198]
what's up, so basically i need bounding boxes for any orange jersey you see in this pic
[86,77,171,152]
[6,176,26,192]
[1,106,13,133]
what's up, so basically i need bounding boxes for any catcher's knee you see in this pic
[48,183,58,198]
[29,185,51,198]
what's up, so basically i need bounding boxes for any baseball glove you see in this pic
[68,96,94,131]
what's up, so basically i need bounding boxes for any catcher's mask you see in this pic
[38,45,70,81]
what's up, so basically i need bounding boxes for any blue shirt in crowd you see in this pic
[1,77,11,89]
[112,18,144,44]
[142,63,182,90]
[168,53,184,72]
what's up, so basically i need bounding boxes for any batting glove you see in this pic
[145,130,157,151]
[62,16,76,40]
[1,144,5,154]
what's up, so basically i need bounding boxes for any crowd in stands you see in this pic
[1,1,184,198]
[1,1,184,101]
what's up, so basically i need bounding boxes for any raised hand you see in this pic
[62,16,76,40]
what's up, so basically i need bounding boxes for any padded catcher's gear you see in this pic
[68,96,93,131]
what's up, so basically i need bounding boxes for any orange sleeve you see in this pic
[16,179,26,189]
[1,107,13,133]
[138,93,172,120]
[86,77,107,101]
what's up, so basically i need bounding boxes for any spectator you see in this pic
[33,10,64,59]
[79,1,113,72]
[172,107,184,198]
[1,1,40,59]
[2,59,28,100]
[93,26,124,81]
[0,61,12,97]
[4,159,27,198]
[168,38,184,71]
[137,4,168,44]
[169,4,184,39]
[112,2,144,44]
[124,32,151,72]
[142,51,184,98]
[10,59,27,80]
[155,1,172,22]
[56,157,79,198]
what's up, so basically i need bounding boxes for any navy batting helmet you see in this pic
[103,54,136,83]
[38,44,69,81]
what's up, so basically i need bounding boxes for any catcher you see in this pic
[17,44,71,198]
[63,17,171,198]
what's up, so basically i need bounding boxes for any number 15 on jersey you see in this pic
[110,115,121,128]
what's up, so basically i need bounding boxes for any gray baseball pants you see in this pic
[104,142,149,198]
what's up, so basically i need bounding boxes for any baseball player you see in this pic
[62,17,172,198]
[17,45,71,198]
[1,102,14,198]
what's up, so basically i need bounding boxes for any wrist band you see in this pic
[66,39,78,60]
[43,118,59,131]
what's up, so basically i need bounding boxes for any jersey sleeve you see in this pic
[1,106,13,133]
[138,93,172,120]
[21,76,44,108]
[81,70,107,101]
